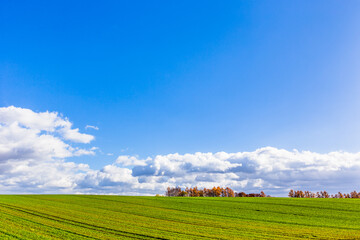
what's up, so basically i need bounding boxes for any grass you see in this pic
[0,195,360,239]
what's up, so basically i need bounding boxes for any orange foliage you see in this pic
[165,186,267,197]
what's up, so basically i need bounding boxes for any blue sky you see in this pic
[1,1,360,195]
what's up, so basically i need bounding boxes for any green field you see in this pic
[0,195,360,239]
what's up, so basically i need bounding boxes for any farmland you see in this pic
[0,195,360,239]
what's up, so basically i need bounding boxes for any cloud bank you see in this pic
[1,106,360,196]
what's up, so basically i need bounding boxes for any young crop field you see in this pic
[0,195,360,239]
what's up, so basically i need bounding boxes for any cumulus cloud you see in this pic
[116,155,148,166]
[0,106,94,143]
[0,106,95,193]
[60,127,94,143]
[84,148,360,196]
[2,106,360,196]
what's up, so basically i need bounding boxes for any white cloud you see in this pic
[0,106,65,131]
[0,106,95,193]
[0,106,94,144]
[2,106,360,196]
[116,155,148,166]
[60,127,94,143]
[85,125,99,130]
[77,148,360,196]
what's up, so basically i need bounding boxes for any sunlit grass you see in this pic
[0,195,360,239]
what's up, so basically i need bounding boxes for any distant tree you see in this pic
[179,191,187,197]
[165,186,266,198]
[319,191,329,198]
[192,187,200,197]
[350,191,360,198]
[237,192,247,197]
[166,187,171,197]
[304,191,312,198]
[333,192,344,198]
[226,187,235,197]
[288,190,294,198]
[199,189,204,197]
[165,187,360,199]
[166,187,182,197]
[299,191,305,198]
[248,193,262,197]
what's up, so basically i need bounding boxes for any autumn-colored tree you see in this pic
[237,192,247,197]
[288,190,294,198]
[192,187,200,197]
[212,187,222,197]
[165,186,267,198]
[299,191,305,198]
[205,188,213,197]
[350,191,360,198]
[226,187,235,197]
[319,191,329,198]
[286,189,360,198]
[289,190,316,198]
[292,190,305,198]
[334,192,344,198]
[304,191,313,198]
[166,187,182,197]
[179,191,187,197]
[166,187,360,198]
[209,188,214,197]
[199,189,204,197]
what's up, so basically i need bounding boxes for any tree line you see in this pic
[288,190,360,198]
[165,187,360,198]
[166,186,268,197]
